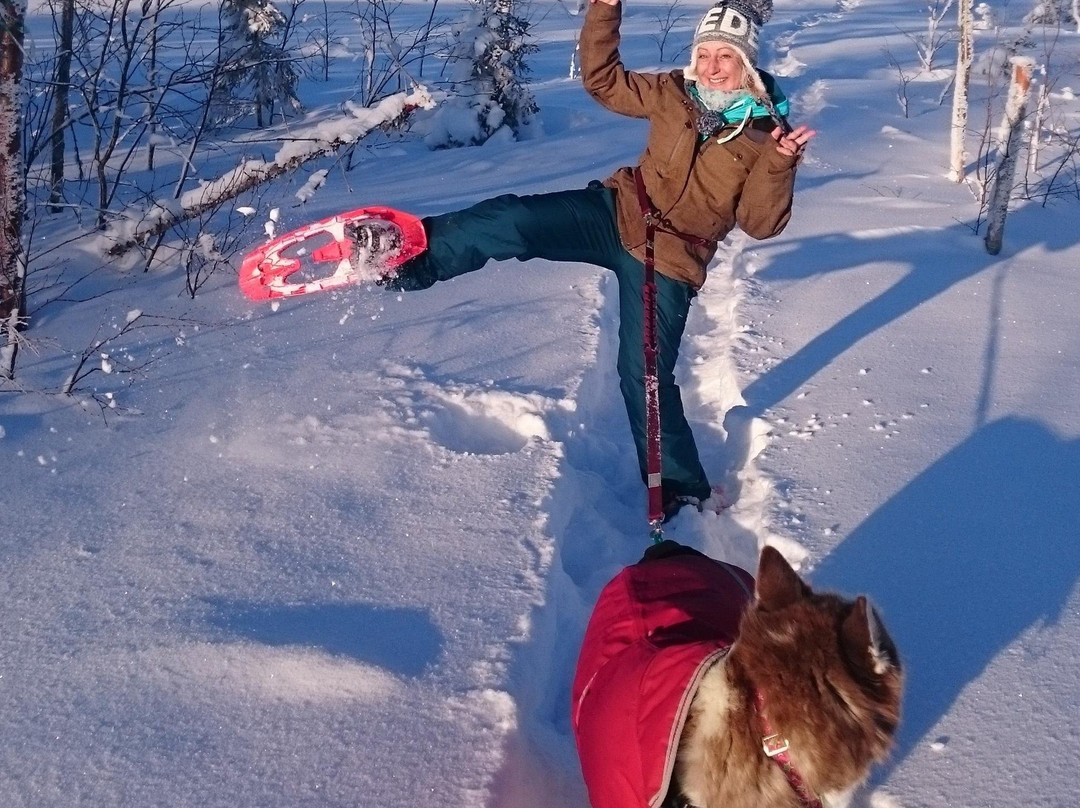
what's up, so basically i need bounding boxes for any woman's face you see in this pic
[693,43,745,92]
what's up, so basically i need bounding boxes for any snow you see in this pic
[3,1,1080,807]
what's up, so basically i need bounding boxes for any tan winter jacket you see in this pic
[581,2,798,289]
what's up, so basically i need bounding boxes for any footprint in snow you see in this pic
[418,390,550,456]
[382,363,558,456]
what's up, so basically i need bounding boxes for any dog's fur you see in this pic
[672,546,903,808]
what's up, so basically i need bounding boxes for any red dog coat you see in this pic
[571,542,755,808]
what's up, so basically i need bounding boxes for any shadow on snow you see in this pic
[813,416,1080,777]
[205,599,443,677]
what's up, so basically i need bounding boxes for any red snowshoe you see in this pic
[239,206,426,301]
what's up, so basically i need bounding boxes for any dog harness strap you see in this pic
[634,168,666,540]
[753,690,824,808]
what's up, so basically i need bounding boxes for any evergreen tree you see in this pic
[1025,0,1077,24]
[426,0,539,148]
[211,0,301,128]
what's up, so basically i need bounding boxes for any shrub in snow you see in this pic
[424,0,539,148]
[974,2,995,29]
[1023,0,1073,23]
[211,0,302,128]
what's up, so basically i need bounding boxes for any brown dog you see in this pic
[571,542,902,808]
[673,546,903,808]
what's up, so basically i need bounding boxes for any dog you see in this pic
[572,541,902,808]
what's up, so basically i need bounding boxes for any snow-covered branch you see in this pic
[103,86,436,257]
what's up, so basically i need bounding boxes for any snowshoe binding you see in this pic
[346,219,403,280]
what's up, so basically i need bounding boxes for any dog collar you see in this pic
[754,689,824,808]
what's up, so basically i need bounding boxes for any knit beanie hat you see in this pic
[689,0,772,66]
[684,1,773,94]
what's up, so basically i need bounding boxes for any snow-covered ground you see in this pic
[3,1,1079,806]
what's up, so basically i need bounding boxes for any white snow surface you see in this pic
[4,1,1080,807]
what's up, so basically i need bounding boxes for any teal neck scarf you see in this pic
[688,70,791,140]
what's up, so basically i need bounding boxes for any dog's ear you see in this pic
[755,545,809,611]
[841,596,901,676]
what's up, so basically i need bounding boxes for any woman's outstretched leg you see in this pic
[388,185,620,290]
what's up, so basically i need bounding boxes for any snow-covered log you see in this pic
[985,58,1034,256]
[103,87,436,258]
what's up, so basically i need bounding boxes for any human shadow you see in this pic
[810,417,1080,776]
[205,599,443,678]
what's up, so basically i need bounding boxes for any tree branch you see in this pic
[103,86,436,257]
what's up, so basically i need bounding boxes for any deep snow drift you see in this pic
[2,1,1079,807]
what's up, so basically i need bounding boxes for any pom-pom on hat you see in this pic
[691,0,773,66]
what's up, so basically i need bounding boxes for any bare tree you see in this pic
[1027,77,1049,175]
[0,0,26,380]
[66,0,204,228]
[884,45,914,117]
[144,0,163,171]
[985,58,1034,255]
[903,0,956,72]
[651,1,688,64]
[949,0,974,181]
[60,310,204,422]
[48,0,75,211]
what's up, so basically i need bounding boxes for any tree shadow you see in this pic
[728,213,1076,428]
[737,222,991,420]
[810,417,1080,776]
[204,599,444,678]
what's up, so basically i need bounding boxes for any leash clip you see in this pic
[762,734,790,757]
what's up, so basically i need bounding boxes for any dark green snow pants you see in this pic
[391,183,711,503]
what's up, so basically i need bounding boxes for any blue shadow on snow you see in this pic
[205,600,443,678]
[811,417,1080,774]
[732,212,1078,423]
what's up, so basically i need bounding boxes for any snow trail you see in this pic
[494,6,862,801]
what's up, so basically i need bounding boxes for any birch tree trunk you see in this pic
[48,0,75,212]
[0,0,27,379]
[985,59,1033,256]
[1028,82,1048,175]
[949,0,973,182]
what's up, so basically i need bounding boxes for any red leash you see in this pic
[633,169,715,541]
[634,169,667,540]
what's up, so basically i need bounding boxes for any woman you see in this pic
[378,0,815,520]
